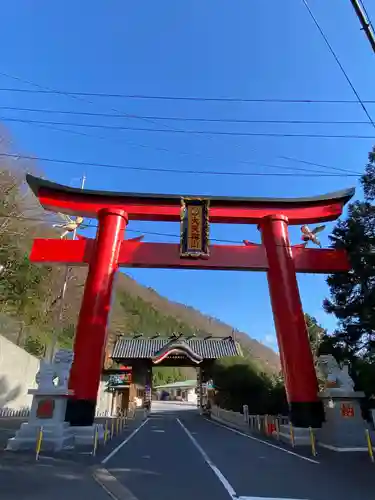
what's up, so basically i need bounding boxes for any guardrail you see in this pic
[209,404,375,461]
[0,406,137,419]
[0,408,30,417]
[210,405,289,433]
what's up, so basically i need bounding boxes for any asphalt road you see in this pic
[0,417,26,450]
[102,402,375,500]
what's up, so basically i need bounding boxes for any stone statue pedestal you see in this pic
[7,388,75,452]
[7,349,76,452]
[69,424,105,446]
[317,389,369,451]
[276,424,314,446]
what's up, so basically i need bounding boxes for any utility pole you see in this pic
[47,174,86,362]
[349,0,375,54]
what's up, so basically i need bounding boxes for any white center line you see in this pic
[101,418,149,465]
[207,418,319,464]
[177,418,237,499]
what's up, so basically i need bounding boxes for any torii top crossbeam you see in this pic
[26,175,354,225]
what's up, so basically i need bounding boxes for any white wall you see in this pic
[0,334,39,409]
[0,335,119,415]
[96,375,112,416]
[187,389,197,404]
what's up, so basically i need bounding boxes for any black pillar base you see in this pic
[289,401,325,428]
[65,399,96,426]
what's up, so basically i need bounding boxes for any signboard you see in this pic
[108,372,132,388]
[340,403,355,418]
[180,198,210,258]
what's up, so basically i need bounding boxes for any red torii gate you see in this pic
[26,175,353,428]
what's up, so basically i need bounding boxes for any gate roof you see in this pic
[112,336,241,360]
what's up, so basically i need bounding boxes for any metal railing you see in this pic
[0,406,136,419]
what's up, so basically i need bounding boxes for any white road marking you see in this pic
[238,497,308,500]
[177,418,237,499]
[101,418,149,465]
[208,418,319,464]
[177,419,309,500]
[151,429,165,433]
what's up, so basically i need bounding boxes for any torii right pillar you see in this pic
[259,214,324,428]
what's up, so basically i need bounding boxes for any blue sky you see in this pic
[0,1,374,350]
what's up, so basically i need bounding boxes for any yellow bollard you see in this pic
[92,425,99,456]
[275,418,280,441]
[111,419,115,439]
[35,426,43,461]
[365,429,374,463]
[309,427,317,456]
[289,422,295,448]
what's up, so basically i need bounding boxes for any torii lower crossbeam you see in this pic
[30,238,350,273]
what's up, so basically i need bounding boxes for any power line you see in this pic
[0,71,359,175]
[2,215,374,256]
[2,86,375,104]
[301,0,375,129]
[0,71,204,137]
[0,105,373,125]
[2,116,375,140]
[0,213,240,244]
[0,152,360,177]
[350,0,375,53]
[3,112,356,174]
[359,0,375,32]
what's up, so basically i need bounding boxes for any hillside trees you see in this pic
[324,146,375,397]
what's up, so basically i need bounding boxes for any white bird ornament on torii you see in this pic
[53,214,85,239]
[300,224,326,248]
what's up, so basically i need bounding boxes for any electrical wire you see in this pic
[0,213,240,243]
[0,71,360,175]
[2,116,375,140]
[0,105,372,125]
[0,152,360,177]
[1,86,375,104]
[301,0,375,129]
[359,0,375,32]
[2,215,374,256]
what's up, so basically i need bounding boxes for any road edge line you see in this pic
[92,466,139,500]
[206,417,320,464]
[101,418,149,465]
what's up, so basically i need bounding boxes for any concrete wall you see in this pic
[0,334,39,409]
[0,335,123,416]
[96,375,113,416]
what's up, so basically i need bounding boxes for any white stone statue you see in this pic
[35,361,58,391]
[35,349,74,392]
[53,349,74,390]
[317,354,355,392]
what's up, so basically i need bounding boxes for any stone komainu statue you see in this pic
[35,362,58,390]
[35,349,74,391]
[53,349,74,389]
[317,354,355,392]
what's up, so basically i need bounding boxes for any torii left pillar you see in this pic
[66,208,127,426]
